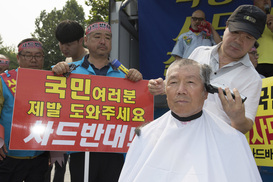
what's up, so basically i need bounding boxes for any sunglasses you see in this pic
[191,17,204,21]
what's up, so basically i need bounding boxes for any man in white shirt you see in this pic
[148,5,266,134]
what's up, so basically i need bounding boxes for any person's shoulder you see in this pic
[72,59,84,65]
[182,30,192,35]
[177,31,193,39]
[203,109,240,134]
[260,74,265,79]
[0,69,16,78]
[195,45,214,51]
[189,45,214,58]
[241,62,262,82]
[71,56,86,67]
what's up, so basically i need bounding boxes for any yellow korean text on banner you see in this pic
[246,77,273,167]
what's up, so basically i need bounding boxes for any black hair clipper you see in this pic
[205,84,247,103]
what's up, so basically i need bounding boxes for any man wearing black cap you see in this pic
[148,5,266,134]
[55,20,89,63]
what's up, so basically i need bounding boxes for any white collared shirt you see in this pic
[189,43,262,124]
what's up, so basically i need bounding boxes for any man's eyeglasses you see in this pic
[191,17,204,22]
[249,51,259,57]
[19,54,44,61]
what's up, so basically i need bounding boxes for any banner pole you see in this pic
[84,152,90,182]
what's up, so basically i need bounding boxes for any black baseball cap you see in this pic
[227,5,266,39]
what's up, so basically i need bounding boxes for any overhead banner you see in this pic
[246,77,273,167]
[138,0,258,79]
[9,68,154,153]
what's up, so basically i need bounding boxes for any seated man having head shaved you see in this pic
[119,59,261,182]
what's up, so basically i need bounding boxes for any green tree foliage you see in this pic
[1,0,118,71]
[32,0,121,70]
[32,0,86,70]
[86,0,109,24]
[85,0,124,24]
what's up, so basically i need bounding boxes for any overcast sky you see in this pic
[0,0,90,48]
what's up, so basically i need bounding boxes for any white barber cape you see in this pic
[119,109,261,182]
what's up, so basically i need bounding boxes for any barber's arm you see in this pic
[210,26,222,44]
[218,87,253,134]
[148,78,166,95]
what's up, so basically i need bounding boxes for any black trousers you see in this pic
[69,152,124,182]
[0,152,49,182]
[44,153,69,182]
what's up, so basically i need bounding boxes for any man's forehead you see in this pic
[228,28,255,39]
[91,31,112,36]
[60,40,79,45]
[21,49,43,54]
[168,65,200,78]
[192,11,205,18]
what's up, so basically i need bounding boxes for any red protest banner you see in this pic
[9,68,154,153]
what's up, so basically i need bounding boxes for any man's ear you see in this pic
[204,90,208,100]
[202,83,208,100]
[79,37,84,44]
[204,83,210,92]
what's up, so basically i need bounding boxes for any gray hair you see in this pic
[166,58,211,87]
